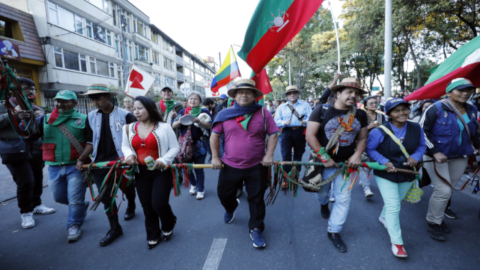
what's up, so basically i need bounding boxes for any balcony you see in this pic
[176,56,183,66]
[177,72,185,81]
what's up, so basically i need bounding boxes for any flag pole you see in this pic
[329,2,341,80]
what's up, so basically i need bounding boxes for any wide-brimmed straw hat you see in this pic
[227,79,263,98]
[282,85,302,96]
[330,78,367,95]
[81,83,117,96]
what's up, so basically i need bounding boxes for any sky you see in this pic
[129,0,344,81]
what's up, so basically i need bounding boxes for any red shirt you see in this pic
[132,123,159,165]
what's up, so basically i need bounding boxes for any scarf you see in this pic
[48,108,76,126]
[185,106,202,117]
[213,101,263,131]
[159,99,175,116]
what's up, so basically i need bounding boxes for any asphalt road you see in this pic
[1,143,480,270]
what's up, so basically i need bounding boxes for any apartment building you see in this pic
[0,0,216,113]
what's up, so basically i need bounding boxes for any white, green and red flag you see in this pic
[238,0,324,74]
[251,69,273,105]
[210,47,241,93]
[405,36,480,101]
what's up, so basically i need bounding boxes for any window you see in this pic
[115,34,121,58]
[89,57,96,74]
[154,73,162,86]
[63,50,79,70]
[136,45,148,62]
[183,55,191,65]
[152,34,157,44]
[54,46,63,67]
[196,73,204,83]
[106,30,112,46]
[184,68,191,78]
[124,13,131,33]
[96,59,109,76]
[93,23,106,43]
[58,7,75,31]
[163,40,173,53]
[88,0,109,13]
[86,20,93,38]
[109,63,115,78]
[48,3,58,25]
[80,54,87,72]
[153,51,160,65]
[75,15,83,34]
[165,76,175,89]
[163,56,174,71]
[112,5,117,27]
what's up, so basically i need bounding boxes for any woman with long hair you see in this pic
[172,91,212,200]
[411,99,434,122]
[366,98,426,257]
[122,96,179,249]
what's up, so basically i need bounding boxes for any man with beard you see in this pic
[306,78,368,253]
[0,77,55,229]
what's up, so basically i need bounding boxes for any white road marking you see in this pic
[203,238,227,270]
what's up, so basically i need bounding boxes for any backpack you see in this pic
[176,125,193,163]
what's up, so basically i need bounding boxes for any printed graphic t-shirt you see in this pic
[309,105,368,162]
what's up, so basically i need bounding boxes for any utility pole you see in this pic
[120,7,129,87]
[218,52,222,68]
[384,0,392,98]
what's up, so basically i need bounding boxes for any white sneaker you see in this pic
[21,212,35,229]
[189,185,197,195]
[33,204,56,215]
[196,191,205,200]
[364,187,374,198]
[379,216,387,229]
[67,225,82,243]
[329,196,335,203]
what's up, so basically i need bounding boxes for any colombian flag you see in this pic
[210,47,241,93]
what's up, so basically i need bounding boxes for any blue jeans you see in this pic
[359,168,373,191]
[189,154,206,192]
[48,165,87,228]
[315,167,353,233]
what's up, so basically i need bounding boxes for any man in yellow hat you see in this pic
[274,85,312,185]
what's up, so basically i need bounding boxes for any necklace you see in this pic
[137,122,154,147]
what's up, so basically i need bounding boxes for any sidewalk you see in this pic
[0,157,49,202]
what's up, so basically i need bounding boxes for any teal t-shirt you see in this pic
[456,113,471,145]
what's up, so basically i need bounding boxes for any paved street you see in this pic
[1,144,479,270]
[0,160,48,203]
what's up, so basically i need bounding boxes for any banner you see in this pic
[125,65,155,98]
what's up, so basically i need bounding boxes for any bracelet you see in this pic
[312,147,331,163]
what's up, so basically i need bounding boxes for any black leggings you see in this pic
[135,166,176,241]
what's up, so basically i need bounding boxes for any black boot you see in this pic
[321,204,330,219]
[124,206,135,221]
[440,221,451,233]
[428,222,445,241]
[124,185,136,221]
[327,232,347,253]
[100,216,123,246]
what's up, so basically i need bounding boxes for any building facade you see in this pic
[1,0,216,113]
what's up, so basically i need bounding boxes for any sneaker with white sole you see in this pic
[189,185,197,195]
[250,229,266,248]
[364,187,374,198]
[33,204,55,215]
[21,212,35,229]
[379,216,387,229]
[68,225,82,243]
[391,244,408,258]
[196,191,205,200]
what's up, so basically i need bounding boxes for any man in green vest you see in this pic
[19,90,89,243]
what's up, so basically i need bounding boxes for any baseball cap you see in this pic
[384,98,410,114]
[53,90,77,101]
[219,94,228,99]
[446,78,475,93]
[161,86,173,92]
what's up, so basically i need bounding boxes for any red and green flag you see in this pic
[210,47,241,93]
[405,36,480,101]
[238,0,324,74]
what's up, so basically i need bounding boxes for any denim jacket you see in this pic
[88,106,130,162]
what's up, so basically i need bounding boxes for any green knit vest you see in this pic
[42,112,87,166]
